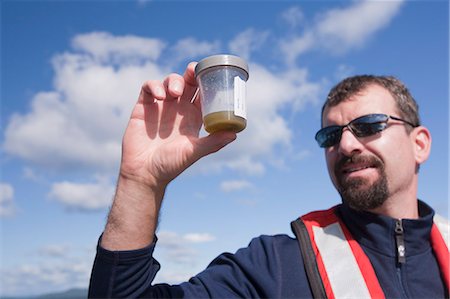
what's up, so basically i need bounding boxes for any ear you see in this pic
[412,126,432,165]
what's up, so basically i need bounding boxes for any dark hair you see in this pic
[322,75,420,128]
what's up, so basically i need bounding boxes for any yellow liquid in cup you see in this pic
[203,111,246,133]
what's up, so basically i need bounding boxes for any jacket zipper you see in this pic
[395,219,406,264]
[395,219,409,298]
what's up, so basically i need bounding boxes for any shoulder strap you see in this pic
[431,214,450,290]
[433,214,449,248]
[292,207,385,299]
[291,218,328,299]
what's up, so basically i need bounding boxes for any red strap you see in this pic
[338,218,385,298]
[302,207,449,298]
[301,207,336,299]
[301,207,385,299]
[430,223,450,290]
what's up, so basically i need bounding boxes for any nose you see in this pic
[337,127,363,156]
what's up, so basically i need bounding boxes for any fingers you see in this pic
[182,62,201,108]
[183,62,198,99]
[138,75,182,105]
[138,80,165,105]
[139,62,199,105]
[183,62,198,87]
[163,74,185,101]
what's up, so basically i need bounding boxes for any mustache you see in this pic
[335,154,384,174]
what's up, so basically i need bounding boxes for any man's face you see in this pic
[322,85,419,212]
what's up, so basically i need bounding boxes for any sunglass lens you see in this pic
[315,114,391,148]
[316,126,342,148]
[351,114,388,137]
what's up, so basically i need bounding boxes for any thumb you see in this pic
[192,131,237,159]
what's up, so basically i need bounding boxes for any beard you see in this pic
[335,154,389,211]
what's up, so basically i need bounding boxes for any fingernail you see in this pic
[154,86,164,98]
[172,81,183,94]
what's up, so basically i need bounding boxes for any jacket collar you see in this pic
[337,200,435,258]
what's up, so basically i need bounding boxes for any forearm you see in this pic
[101,174,166,251]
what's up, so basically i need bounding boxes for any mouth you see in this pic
[335,154,383,180]
[341,163,376,174]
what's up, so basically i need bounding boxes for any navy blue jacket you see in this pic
[88,201,448,298]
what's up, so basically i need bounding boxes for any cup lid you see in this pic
[195,54,249,79]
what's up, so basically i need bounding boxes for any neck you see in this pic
[370,173,420,219]
[369,196,419,219]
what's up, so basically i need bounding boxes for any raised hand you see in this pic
[101,62,236,250]
[120,62,236,188]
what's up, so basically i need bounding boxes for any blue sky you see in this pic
[1,0,448,296]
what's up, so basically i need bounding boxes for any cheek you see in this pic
[325,151,338,183]
[390,147,416,173]
[374,138,415,177]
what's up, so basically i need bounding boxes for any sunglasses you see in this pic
[315,113,418,148]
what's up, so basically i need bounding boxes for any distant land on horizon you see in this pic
[1,288,87,299]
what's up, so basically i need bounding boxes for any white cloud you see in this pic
[1,241,93,297]
[334,64,356,81]
[279,32,315,64]
[280,0,404,62]
[1,258,91,297]
[183,233,216,243]
[71,31,166,63]
[4,31,321,181]
[316,0,404,53]
[220,180,253,192]
[0,3,406,212]
[155,272,195,285]
[48,178,115,210]
[157,231,181,247]
[169,37,221,65]
[159,231,216,246]
[3,42,166,173]
[192,62,322,175]
[22,167,42,182]
[6,3,387,209]
[228,28,270,60]
[4,91,122,172]
[0,183,15,217]
[38,244,70,258]
[281,6,305,29]
[157,231,215,266]
[293,149,312,161]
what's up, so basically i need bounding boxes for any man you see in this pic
[88,62,449,298]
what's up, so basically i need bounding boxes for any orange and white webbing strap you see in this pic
[431,214,449,290]
[433,214,449,248]
[301,208,385,299]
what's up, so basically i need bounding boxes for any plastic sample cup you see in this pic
[195,54,249,133]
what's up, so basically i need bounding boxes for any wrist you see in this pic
[117,169,166,192]
[100,173,166,251]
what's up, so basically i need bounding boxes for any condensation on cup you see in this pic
[195,54,249,133]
